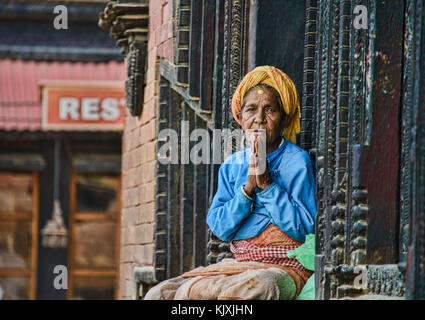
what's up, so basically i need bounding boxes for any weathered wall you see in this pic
[119,0,173,299]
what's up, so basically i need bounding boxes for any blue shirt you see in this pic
[206,137,317,243]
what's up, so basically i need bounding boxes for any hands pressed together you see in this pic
[244,131,272,198]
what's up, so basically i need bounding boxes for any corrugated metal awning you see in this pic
[0,58,126,131]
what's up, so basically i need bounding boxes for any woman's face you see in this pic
[237,87,285,147]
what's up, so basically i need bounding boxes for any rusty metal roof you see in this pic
[0,58,126,131]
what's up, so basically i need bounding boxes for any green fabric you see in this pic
[287,234,315,300]
[295,274,315,300]
[287,234,315,271]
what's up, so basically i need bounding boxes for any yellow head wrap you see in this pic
[231,65,301,143]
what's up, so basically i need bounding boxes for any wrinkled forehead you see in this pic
[241,84,282,109]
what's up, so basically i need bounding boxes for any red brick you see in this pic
[120,226,126,245]
[134,244,154,265]
[160,22,167,44]
[140,180,156,204]
[141,121,157,144]
[129,187,140,206]
[137,202,155,224]
[146,62,159,84]
[166,19,173,39]
[129,148,140,169]
[148,47,158,65]
[150,7,163,32]
[128,206,138,225]
[129,129,139,151]
[125,279,134,298]
[134,165,142,186]
[155,26,162,47]
[122,172,128,190]
[122,263,133,280]
[135,223,154,244]
[139,184,146,204]
[144,80,159,102]
[157,42,164,59]
[122,152,129,171]
[144,160,156,183]
[162,38,174,62]
[149,0,163,14]
[127,112,138,131]
[134,127,142,148]
[119,273,126,298]
[148,26,156,51]
[135,148,143,168]
[159,21,173,44]
[162,1,173,23]
[121,189,129,208]
[141,98,157,123]
[121,208,128,226]
[146,140,157,162]
[123,225,135,245]
[127,168,135,188]
[129,130,135,151]
[126,150,133,169]
[137,144,145,165]
[122,245,135,263]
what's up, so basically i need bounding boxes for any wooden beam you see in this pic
[363,0,404,264]
[193,116,208,267]
[167,88,182,279]
[188,0,202,97]
[179,104,195,273]
[199,0,216,111]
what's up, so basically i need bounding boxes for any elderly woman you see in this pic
[144,66,316,300]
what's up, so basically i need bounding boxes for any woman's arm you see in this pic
[206,161,253,242]
[256,150,317,243]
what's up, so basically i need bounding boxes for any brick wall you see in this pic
[119,0,174,299]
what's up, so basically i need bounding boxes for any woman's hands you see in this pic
[244,132,272,197]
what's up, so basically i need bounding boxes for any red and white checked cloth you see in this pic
[230,239,309,272]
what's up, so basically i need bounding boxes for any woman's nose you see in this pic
[254,111,266,123]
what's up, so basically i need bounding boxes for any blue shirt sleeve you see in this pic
[256,150,317,242]
[206,161,253,242]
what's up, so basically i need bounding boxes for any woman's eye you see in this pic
[265,107,275,114]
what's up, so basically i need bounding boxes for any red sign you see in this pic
[41,81,126,131]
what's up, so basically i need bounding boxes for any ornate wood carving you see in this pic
[368,265,405,297]
[220,0,248,132]
[99,0,149,116]
[98,1,149,54]
[399,0,414,268]
[125,41,147,116]
[405,0,425,300]
[346,0,375,268]
[300,0,318,153]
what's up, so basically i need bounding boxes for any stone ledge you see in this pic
[133,266,157,284]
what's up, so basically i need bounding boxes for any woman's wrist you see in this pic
[257,181,271,190]
[243,184,255,197]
